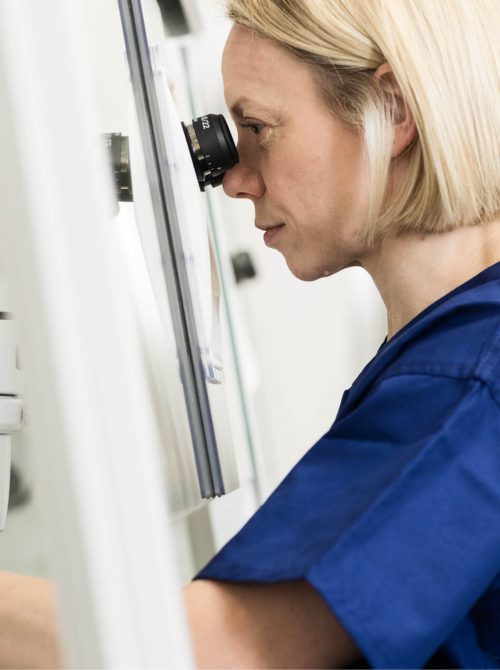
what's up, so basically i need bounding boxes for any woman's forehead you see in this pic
[222,25,297,82]
[222,27,313,117]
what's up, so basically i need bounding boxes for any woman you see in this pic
[1,0,500,668]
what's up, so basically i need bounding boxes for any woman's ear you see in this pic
[375,62,418,158]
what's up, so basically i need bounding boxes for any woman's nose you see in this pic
[222,155,265,200]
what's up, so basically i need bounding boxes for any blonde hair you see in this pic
[221,0,500,248]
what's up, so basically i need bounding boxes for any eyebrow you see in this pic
[229,97,275,118]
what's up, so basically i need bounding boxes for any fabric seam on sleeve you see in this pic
[362,369,487,408]
[370,369,500,414]
[473,314,500,397]
[305,571,398,669]
[378,364,478,384]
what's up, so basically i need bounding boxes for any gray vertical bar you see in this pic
[117,0,224,497]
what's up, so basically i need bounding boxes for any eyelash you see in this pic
[238,122,266,137]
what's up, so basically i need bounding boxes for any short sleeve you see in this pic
[194,374,500,669]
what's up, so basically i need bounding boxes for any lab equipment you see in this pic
[182,113,239,191]
[119,0,239,498]
[0,0,196,664]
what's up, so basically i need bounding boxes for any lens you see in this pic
[182,113,239,192]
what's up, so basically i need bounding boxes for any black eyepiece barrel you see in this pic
[182,113,239,192]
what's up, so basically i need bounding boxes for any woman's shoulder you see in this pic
[381,268,500,389]
[342,266,500,419]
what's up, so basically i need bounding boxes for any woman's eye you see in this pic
[238,122,266,137]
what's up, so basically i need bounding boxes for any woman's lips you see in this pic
[263,224,286,246]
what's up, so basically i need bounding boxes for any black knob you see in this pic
[231,252,257,284]
[8,465,30,510]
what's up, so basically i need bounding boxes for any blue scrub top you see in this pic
[195,261,500,670]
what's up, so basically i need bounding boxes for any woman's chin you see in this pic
[285,259,328,282]
[284,253,357,281]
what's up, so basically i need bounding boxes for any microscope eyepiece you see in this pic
[182,114,239,192]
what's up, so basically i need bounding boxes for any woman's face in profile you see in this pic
[222,26,372,281]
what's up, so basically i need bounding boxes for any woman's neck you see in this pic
[362,217,500,340]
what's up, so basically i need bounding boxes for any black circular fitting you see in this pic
[182,114,239,192]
